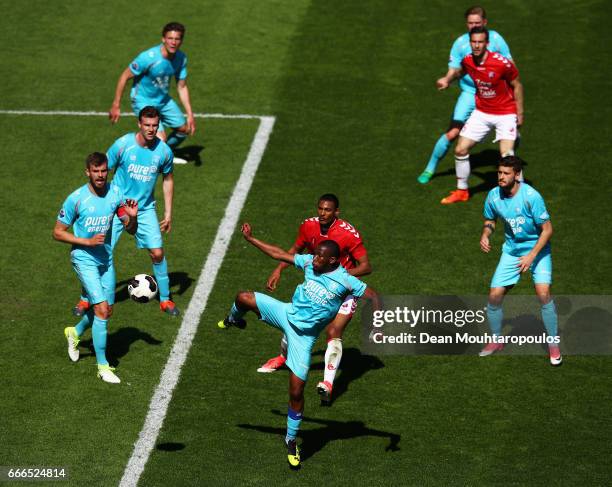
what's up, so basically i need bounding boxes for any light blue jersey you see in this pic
[58,183,126,265]
[129,44,187,105]
[484,183,551,257]
[107,133,173,211]
[290,254,367,336]
[449,30,511,94]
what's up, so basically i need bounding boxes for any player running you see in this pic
[437,26,524,204]
[54,152,138,384]
[257,194,372,405]
[219,223,375,468]
[108,22,195,164]
[73,106,180,317]
[418,6,513,185]
[479,156,561,366]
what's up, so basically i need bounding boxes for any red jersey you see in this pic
[294,217,367,270]
[461,51,519,115]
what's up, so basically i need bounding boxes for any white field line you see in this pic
[0,109,268,119]
[116,115,275,487]
[2,108,275,485]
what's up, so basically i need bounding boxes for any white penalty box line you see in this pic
[2,108,275,487]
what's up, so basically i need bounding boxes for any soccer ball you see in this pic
[128,274,158,303]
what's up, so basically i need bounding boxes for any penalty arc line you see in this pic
[118,115,275,487]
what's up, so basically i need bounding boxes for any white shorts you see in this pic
[338,295,358,316]
[460,109,517,143]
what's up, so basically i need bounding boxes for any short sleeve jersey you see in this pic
[107,133,174,211]
[129,44,188,105]
[289,254,367,336]
[449,30,511,94]
[57,183,126,265]
[461,52,519,115]
[294,218,367,270]
[484,183,551,257]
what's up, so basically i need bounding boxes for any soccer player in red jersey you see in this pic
[436,26,524,204]
[260,194,373,404]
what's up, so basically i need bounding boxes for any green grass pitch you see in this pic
[1,0,611,485]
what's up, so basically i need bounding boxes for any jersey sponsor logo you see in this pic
[127,163,155,182]
[505,216,526,235]
[303,280,336,305]
[84,214,113,233]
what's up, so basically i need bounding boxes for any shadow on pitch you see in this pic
[309,347,384,405]
[430,148,532,197]
[156,442,186,452]
[174,144,205,167]
[79,327,162,366]
[115,271,195,304]
[239,410,400,462]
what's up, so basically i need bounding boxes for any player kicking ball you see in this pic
[479,156,561,366]
[219,223,374,468]
[54,153,138,384]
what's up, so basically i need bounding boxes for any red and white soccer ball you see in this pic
[128,274,158,303]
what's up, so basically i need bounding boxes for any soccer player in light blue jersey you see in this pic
[219,223,376,468]
[479,156,561,366]
[73,106,180,317]
[54,152,138,384]
[418,6,513,184]
[109,22,195,164]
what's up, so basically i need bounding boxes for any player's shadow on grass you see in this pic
[79,327,162,366]
[310,348,384,405]
[114,271,195,304]
[156,442,186,452]
[174,145,205,167]
[433,149,531,196]
[239,410,400,462]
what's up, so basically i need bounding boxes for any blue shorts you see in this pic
[490,249,553,288]
[73,261,115,305]
[255,292,316,381]
[131,97,186,132]
[111,207,163,250]
[452,90,476,124]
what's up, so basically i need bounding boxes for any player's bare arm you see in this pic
[241,223,295,264]
[121,199,139,235]
[266,243,304,291]
[109,67,135,123]
[159,173,174,233]
[510,77,524,126]
[348,254,372,277]
[437,67,463,90]
[517,220,553,272]
[480,219,496,253]
[177,79,196,135]
[53,222,105,247]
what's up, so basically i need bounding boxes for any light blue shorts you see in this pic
[452,90,476,123]
[131,97,186,132]
[111,207,163,250]
[490,249,553,288]
[255,292,316,382]
[73,261,115,305]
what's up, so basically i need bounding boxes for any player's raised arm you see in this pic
[109,67,135,123]
[436,67,463,90]
[267,242,303,291]
[118,199,139,235]
[241,223,295,264]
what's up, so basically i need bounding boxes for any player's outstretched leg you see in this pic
[286,373,305,469]
[150,248,180,317]
[218,291,255,329]
[318,338,342,406]
[418,132,454,184]
[258,335,287,373]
